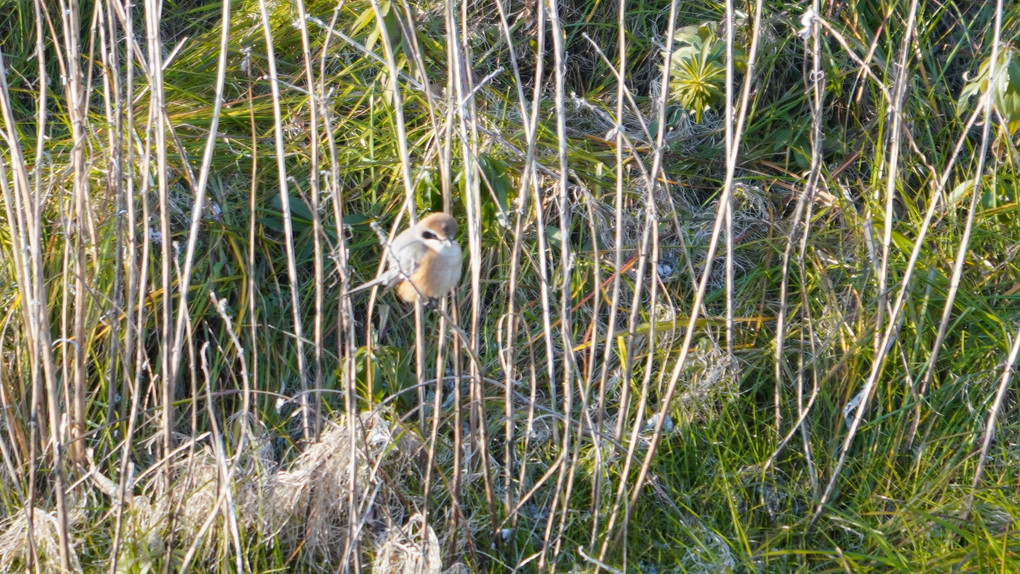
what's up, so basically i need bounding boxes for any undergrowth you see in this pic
[1,0,1019,572]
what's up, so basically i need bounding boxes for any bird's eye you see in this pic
[422,231,436,240]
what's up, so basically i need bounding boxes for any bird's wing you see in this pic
[347,238,428,294]
[387,239,428,282]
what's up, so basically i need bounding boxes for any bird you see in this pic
[347,212,462,303]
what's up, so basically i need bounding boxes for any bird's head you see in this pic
[417,213,458,249]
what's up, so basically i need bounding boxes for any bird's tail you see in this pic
[345,273,396,297]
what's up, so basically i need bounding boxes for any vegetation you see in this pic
[1,0,1019,571]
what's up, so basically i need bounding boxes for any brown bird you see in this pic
[348,213,462,302]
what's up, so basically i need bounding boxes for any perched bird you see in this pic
[348,212,462,303]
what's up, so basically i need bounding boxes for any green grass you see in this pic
[1,0,1020,571]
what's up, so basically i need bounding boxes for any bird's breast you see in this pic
[397,243,462,301]
[432,243,463,291]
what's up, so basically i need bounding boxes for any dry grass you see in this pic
[2,0,1020,571]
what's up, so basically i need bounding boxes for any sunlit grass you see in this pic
[1,0,1019,571]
